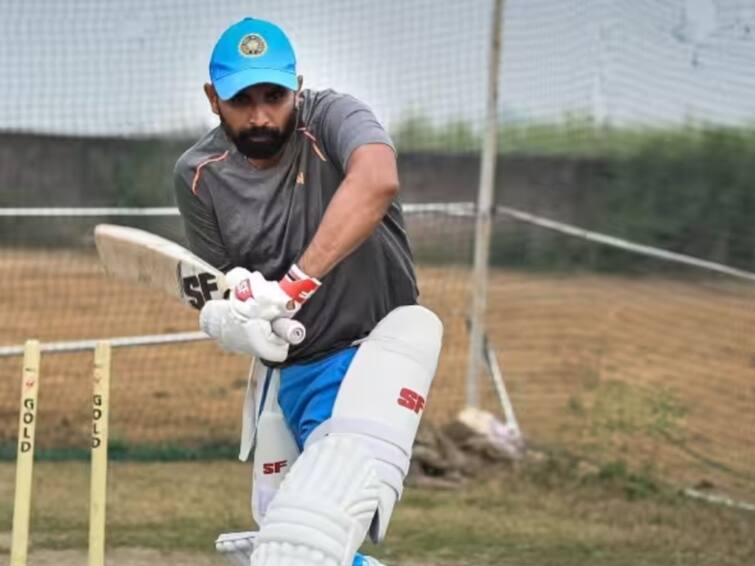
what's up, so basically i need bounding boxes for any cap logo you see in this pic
[239,34,267,57]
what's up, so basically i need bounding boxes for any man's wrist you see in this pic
[296,242,332,280]
[279,263,321,304]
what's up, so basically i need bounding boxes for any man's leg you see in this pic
[251,305,443,565]
[218,348,373,566]
[217,361,301,565]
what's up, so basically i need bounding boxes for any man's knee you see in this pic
[251,434,382,566]
[308,305,444,542]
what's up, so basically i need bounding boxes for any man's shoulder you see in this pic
[174,126,231,181]
[299,88,366,126]
[301,88,357,105]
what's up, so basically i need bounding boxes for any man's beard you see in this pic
[221,111,297,160]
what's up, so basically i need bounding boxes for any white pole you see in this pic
[466,0,505,407]
[484,341,520,434]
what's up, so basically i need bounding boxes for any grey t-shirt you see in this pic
[174,89,418,366]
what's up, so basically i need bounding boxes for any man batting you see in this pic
[174,17,443,566]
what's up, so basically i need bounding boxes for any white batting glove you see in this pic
[227,268,292,321]
[215,531,257,566]
[199,300,289,362]
[226,265,321,321]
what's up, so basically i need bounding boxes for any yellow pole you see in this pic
[89,341,111,566]
[10,340,41,566]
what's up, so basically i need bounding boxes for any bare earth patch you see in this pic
[1,250,754,499]
[0,548,448,566]
[0,547,223,566]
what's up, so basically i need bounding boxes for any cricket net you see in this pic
[1,0,754,508]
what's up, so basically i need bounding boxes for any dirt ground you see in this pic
[0,547,223,566]
[0,550,440,566]
[2,456,755,566]
[1,249,754,500]
[0,551,444,566]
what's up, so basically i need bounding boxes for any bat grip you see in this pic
[231,278,306,345]
[271,318,306,346]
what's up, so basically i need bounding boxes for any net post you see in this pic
[89,341,111,566]
[466,0,505,407]
[10,340,41,566]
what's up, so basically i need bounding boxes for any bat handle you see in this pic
[231,278,306,345]
[272,318,306,346]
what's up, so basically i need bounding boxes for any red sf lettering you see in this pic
[397,388,425,414]
[262,460,287,475]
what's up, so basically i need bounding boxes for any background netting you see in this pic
[1,0,754,508]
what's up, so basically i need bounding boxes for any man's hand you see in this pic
[200,300,289,362]
[226,266,321,321]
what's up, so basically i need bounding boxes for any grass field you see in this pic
[0,248,754,564]
[1,454,754,565]
[1,249,753,497]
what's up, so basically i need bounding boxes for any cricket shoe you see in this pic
[215,531,256,566]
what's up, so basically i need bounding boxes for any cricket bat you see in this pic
[93,224,306,345]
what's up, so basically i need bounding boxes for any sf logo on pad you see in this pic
[262,460,288,475]
[397,388,425,414]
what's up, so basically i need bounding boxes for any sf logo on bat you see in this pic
[179,268,229,309]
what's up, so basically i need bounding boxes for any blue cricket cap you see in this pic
[210,18,298,101]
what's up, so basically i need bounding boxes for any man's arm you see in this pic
[174,163,233,272]
[297,143,398,279]
[227,95,400,316]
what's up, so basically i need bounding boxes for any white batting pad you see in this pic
[250,366,300,525]
[333,305,442,437]
[250,435,381,566]
[307,305,444,542]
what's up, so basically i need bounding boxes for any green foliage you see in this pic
[393,112,755,158]
[498,113,611,156]
[595,127,755,271]
[393,113,480,152]
[590,460,661,501]
[395,115,755,272]
[111,139,183,207]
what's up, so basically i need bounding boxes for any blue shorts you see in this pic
[277,346,359,449]
[275,346,372,566]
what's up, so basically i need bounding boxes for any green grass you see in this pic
[0,441,242,462]
[1,454,754,565]
[397,116,755,272]
[392,113,755,157]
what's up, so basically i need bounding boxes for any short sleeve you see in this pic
[173,160,233,272]
[318,94,395,172]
